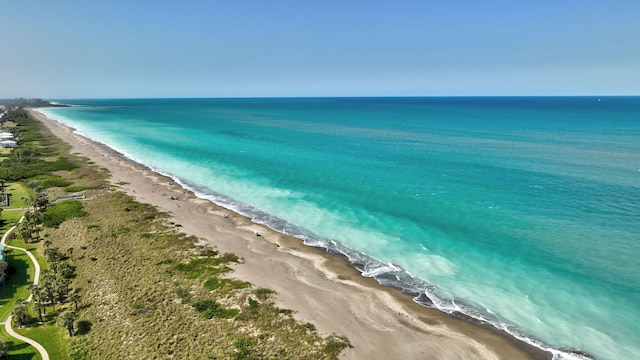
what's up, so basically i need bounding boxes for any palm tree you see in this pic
[40,269,56,310]
[19,226,31,244]
[29,284,45,322]
[32,300,45,323]
[44,247,62,273]
[68,291,80,311]
[58,262,74,279]
[24,210,34,225]
[28,192,49,211]
[6,232,17,244]
[23,210,42,241]
[12,298,29,327]
[54,277,71,302]
[57,311,76,336]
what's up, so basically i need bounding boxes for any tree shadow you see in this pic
[7,340,31,351]
[6,340,38,360]
[0,254,31,300]
[6,353,37,360]
[75,320,92,335]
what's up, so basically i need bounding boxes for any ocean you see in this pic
[39,97,640,360]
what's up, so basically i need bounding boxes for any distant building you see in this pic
[0,131,13,139]
[0,140,17,148]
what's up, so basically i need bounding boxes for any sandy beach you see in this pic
[31,109,550,360]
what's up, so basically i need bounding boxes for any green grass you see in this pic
[18,244,45,274]
[5,240,48,278]
[19,326,68,360]
[192,300,240,319]
[28,174,73,190]
[4,182,32,209]
[43,200,87,228]
[0,250,35,321]
[0,211,23,234]
[0,327,40,360]
[175,257,231,278]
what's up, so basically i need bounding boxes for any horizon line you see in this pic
[31,94,640,101]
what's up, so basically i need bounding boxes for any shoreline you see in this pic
[30,109,551,360]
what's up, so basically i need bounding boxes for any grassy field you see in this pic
[0,328,40,360]
[0,182,29,233]
[18,326,67,360]
[0,243,41,359]
[4,182,30,208]
[0,250,34,321]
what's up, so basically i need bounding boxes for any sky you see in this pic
[1,1,639,98]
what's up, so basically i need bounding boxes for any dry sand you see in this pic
[31,109,550,360]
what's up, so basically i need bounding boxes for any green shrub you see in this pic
[44,200,88,227]
[45,157,78,172]
[254,288,275,301]
[219,252,240,263]
[322,335,353,357]
[41,176,73,188]
[248,298,259,310]
[192,300,239,319]
[203,277,228,290]
[232,337,254,359]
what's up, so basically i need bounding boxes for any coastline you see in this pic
[30,109,551,360]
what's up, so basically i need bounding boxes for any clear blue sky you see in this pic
[1,1,639,98]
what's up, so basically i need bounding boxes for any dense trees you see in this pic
[38,251,75,308]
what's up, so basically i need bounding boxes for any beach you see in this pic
[31,108,550,360]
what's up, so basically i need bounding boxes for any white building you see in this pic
[0,132,13,140]
[0,140,17,148]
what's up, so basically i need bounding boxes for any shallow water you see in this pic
[40,97,640,359]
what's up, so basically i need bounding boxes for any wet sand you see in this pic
[31,109,550,360]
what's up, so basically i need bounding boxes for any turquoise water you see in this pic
[40,97,640,359]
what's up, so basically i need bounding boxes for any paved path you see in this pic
[1,216,50,360]
[3,315,49,360]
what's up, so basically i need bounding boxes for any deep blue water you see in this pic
[40,97,640,360]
